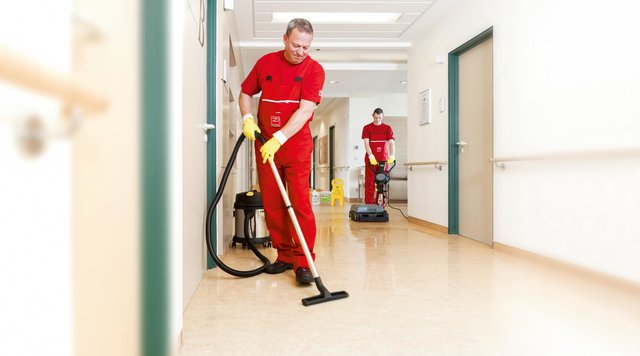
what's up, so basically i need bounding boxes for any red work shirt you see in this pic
[362,122,394,161]
[241,50,324,141]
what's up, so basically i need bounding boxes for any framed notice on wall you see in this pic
[419,89,431,125]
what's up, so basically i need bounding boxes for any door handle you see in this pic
[202,123,215,142]
[456,140,467,153]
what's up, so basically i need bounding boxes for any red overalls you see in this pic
[361,122,394,204]
[241,51,325,269]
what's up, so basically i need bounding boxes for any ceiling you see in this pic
[230,0,441,102]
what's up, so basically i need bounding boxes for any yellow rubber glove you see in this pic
[242,114,260,141]
[368,154,378,166]
[387,155,396,164]
[260,137,281,163]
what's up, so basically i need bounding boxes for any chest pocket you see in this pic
[281,77,302,101]
[262,74,302,102]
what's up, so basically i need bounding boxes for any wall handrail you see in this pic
[0,47,107,114]
[404,161,448,171]
[490,147,640,169]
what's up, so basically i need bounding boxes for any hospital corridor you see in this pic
[1,0,640,355]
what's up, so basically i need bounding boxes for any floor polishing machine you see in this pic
[349,160,396,222]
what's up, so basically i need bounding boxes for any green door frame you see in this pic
[206,0,217,268]
[141,1,217,353]
[141,0,168,354]
[448,27,493,234]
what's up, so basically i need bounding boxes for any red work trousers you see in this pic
[255,141,316,270]
[364,156,388,204]
[364,157,377,204]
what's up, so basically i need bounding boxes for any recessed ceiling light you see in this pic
[272,12,402,24]
[329,80,339,84]
[400,80,407,84]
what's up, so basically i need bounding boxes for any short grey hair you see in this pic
[286,18,314,36]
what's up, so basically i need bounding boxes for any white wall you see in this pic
[177,0,206,331]
[217,2,250,253]
[71,0,141,354]
[175,0,250,321]
[0,0,141,354]
[167,0,251,348]
[384,117,408,201]
[0,1,74,355]
[408,0,640,282]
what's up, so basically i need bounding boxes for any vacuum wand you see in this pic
[256,132,349,306]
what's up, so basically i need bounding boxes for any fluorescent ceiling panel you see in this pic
[272,12,402,24]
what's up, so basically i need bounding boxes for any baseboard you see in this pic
[494,242,640,295]
[407,216,448,234]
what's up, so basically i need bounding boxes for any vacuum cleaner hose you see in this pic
[205,134,271,277]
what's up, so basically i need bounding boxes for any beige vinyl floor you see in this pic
[180,203,640,356]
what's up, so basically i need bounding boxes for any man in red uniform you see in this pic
[239,18,324,285]
[362,108,396,204]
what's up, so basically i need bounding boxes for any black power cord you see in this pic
[385,177,408,219]
[387,165,409,220]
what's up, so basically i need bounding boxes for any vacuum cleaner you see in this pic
[205,135,271,278]
[349,160,396,222]
[206,131,348,306]
[231,190,271,249]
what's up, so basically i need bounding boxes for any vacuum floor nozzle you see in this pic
[302,277,349,306]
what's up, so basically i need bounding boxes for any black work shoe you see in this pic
[265,260,293,274]
[295,267,313,284]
